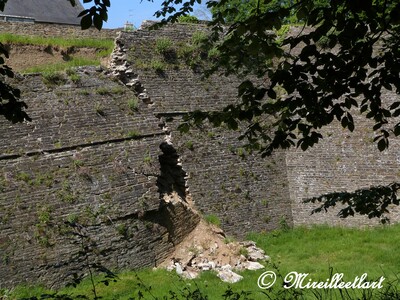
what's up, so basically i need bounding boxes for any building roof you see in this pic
[0,0,84,25]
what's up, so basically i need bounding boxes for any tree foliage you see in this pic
[151,0,400,157]
[210,0,299,24]
[306,183,400,223]
[0,0,31,123]
[78,0,110,30]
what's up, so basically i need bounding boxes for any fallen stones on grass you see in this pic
[165,240,268,283]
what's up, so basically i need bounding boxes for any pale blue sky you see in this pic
[82,0,210,29]
[82,0,162,29]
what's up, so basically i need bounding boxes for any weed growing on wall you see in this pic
[177,15,199,23]
[127,97,139,112]
[278,216,290,231]
[66,68,81,83]
[42,72,67,86]
[95,87,109,95]
[130,30,214,74]
[204,214,221,227]
[185,140,194,151]
[126,130,140,138]
[94,102,106,116]
[191,31,208,46]
[150,59,166,73]
[143,150,152,164]
[155,37,173,54]
[34,205,54,248]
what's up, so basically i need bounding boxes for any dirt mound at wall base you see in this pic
[158,220,269,282]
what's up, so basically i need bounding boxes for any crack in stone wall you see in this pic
[111,26,294,239]
[108,33,153,106]
[108,36,202,247]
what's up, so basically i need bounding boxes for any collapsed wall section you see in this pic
[114,23,293,238]
[0,67,200,288]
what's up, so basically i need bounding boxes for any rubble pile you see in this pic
[160,221,270,283]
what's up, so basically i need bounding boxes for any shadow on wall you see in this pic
[143,141,200,248]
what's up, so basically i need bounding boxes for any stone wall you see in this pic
[114,23,293,237]
[114,22,400,229]
[287,106,400,226]
[2,21,400,288]
[0,67,200,288]
[0,22,294,287]
[0,21,119,39]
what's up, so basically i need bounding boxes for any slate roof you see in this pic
[0,0,84,25]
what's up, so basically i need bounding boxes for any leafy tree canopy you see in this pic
[150,0,400,158]
[210,0,301,24]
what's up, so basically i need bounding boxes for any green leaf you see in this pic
[81,14,92,30]
[296,7,308,21]
[394,124,400,136]
[341,116,348,128]
[393,109,400,117]
[348,121,354,132]
[373,123,381,131]
[390,102,400,110]
[78,9,89,17]
[377,138,387,151]
[267,88,276,99]
[93,13,103,30]
[227,119,238,130]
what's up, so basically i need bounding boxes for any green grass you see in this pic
[22,57,101,74]
[1,33,114,74]
[248,224,400,282]
[127,97,139,112]
[204,213,221,226]
[0,33,114,50]
[5,225,400,299]
[6,269,268,300]
[155,37,173,54]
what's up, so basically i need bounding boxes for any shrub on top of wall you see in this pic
[177,15,199,24]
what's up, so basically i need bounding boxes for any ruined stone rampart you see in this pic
[1,21,400,288]
[112,23,293,236]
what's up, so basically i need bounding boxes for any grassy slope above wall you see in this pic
[0,33,114,73]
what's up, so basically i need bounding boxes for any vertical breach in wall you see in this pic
[111,23,294,238]
[109,33,153,106]
[109,37,202,245]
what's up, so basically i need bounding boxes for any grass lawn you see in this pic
[248,224,400,282]
[4,224,400,299]
[0,33,114,50]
